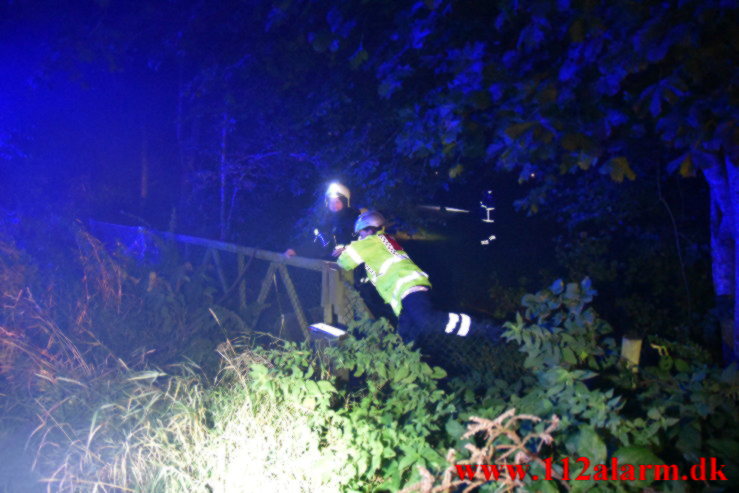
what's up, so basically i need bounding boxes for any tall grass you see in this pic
[30,340,350,492]
[2,217,355,491]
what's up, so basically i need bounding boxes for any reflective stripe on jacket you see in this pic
[337,233,431,316]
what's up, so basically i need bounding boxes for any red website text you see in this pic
[455,457,728,482]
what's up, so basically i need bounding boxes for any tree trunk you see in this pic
[219,111,229,241]
[140,125,149,209]
[175,54,185,214]
[702,155,738,363]
[726,156,739,363]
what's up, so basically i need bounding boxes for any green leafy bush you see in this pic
[433,278,739,492]
[254,317,456,491]
[14,271,739,492]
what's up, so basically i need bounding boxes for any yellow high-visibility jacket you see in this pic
[336,233,432,316]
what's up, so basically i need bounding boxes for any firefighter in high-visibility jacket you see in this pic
[335,210,500,346]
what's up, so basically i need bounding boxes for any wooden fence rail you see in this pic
[89,221,368,341]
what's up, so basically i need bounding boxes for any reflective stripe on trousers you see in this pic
[397,290,476,344]
[444,313,471,337]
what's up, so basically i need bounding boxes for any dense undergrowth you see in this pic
[1,218,737,492]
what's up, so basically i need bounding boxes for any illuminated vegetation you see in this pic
[1,222,736,491]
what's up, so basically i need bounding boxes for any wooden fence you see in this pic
[89,221,369,341]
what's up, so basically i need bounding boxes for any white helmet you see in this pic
[354,211,386,234]
[325,182,351,207]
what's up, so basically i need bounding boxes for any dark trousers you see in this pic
[397,290,492,344]
[397,290,501,373]
[354,270,397,323]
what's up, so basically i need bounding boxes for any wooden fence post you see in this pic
[321,263,333,324]
[621,337,643,373]
[277,264,310,340]
[237,253,246,309]
[211,249,228,294]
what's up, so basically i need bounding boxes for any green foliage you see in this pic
[261,0,736,212]
[443,278,739,491]
[28,348,354,492]
[11,266,738,492]
[23,319,455,491]
[72,229,254,371]
[510,278,618,373]
[253,317,457,491]
[633,337,739,470]
[0,215,253,430]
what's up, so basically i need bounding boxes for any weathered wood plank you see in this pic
[277,264,310,340]
[159,231,329,272]
[237,253,246,309]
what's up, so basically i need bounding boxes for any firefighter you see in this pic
[284,183,394,321]
[335,211,500,346]
[284,182,359,259]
